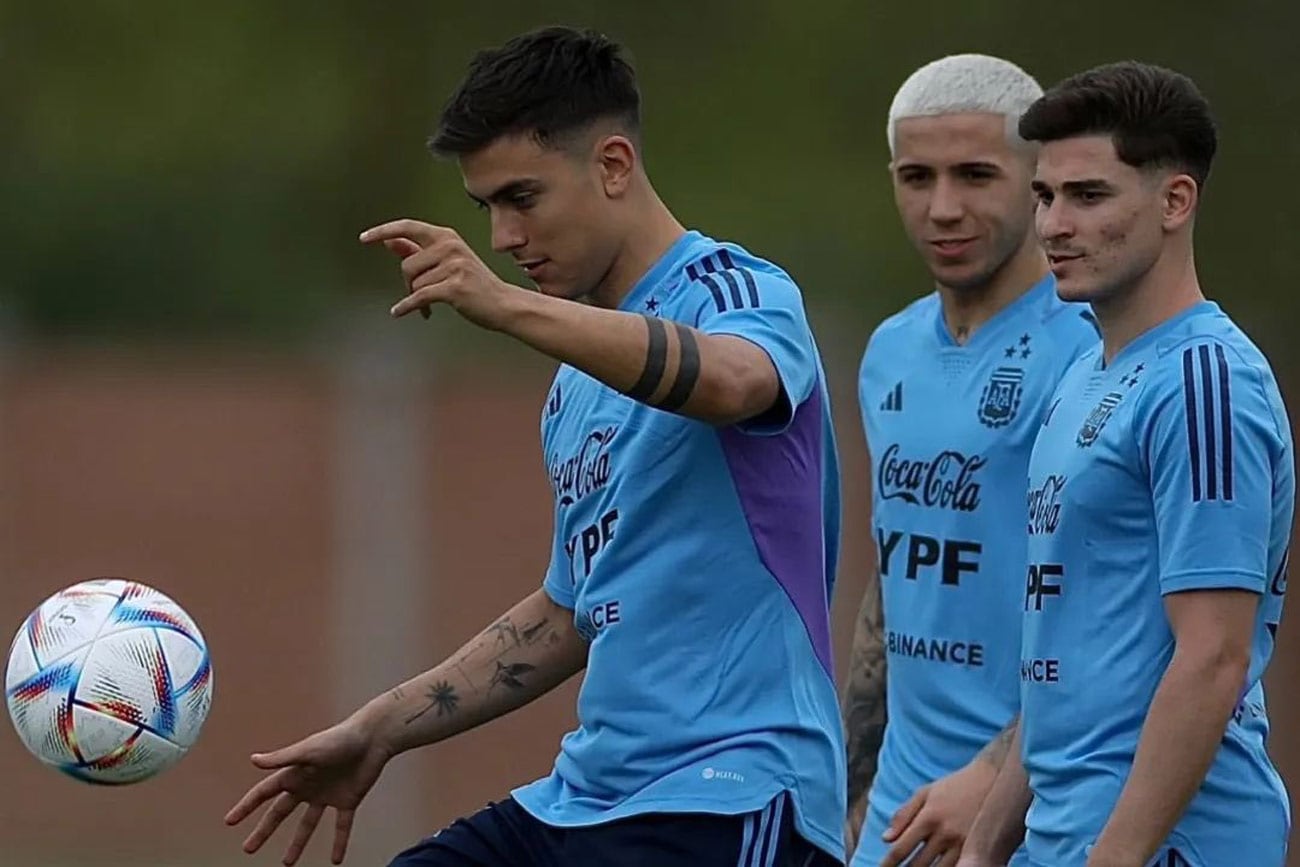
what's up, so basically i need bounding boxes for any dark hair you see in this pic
[1019,61,1217,188]
[429,26,641,157]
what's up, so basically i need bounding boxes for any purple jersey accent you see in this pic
[719,388,833,676]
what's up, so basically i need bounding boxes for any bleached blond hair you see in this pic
[887,54,1043,156]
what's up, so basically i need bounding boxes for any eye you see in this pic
[511,192,537,210]
[960,167,997,183]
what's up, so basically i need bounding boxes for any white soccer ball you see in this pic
[5,578,213,784]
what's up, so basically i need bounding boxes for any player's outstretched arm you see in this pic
[360,220,781,426]
[957,720,1031,867]
[1085,589,1256,867]
[842,567,888,854]
[224,588,585,865]
[492,293,781,426]
[370,587,586,753]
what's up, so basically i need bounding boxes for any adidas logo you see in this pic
[880,382,903,412]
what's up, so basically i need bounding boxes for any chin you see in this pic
[1052,276,1087,301]
[1052,274,1107,304]
[932,263,994,293]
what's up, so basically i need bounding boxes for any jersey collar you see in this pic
[618,230,709,313]
[1099,300,1220,369]
[932,272,1057,349]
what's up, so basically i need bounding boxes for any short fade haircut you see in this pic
[887,53,1043,156]
[429,26,641,158]
[1019,61,1217,189]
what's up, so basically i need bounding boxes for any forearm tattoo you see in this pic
[399,614,560,727]
[844,576,888,807]
[626,316,702,411]
[403,681,460,724]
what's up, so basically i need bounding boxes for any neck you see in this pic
[1094,241,1203,366]
[938,231,1049,343]
[587,186,685,310]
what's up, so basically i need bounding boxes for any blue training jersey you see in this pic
[511,230,846,860]
[852,276,1097,866]
[1021,301,1294,867]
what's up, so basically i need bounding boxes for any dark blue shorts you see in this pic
[388,793,841,867]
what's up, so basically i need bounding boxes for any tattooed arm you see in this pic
[362,588,587,757]
[843,565,888,848]
[222,589,585,863]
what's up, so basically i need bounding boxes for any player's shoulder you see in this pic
[1148,303,1276,384]
[695,237,797,285]
[865,292,939,356]
[666,233,803,320]
[1141,303,1289,436]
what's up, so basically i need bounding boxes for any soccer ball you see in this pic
[5,578,213,784]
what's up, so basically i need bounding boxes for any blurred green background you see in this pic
[4,1,1296,362]
[2,2,1298,866]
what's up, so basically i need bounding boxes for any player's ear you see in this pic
[595,134,636,198]
[1161,172,1198,232]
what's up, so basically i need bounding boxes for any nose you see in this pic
[1036,198,1074,245]
[928,175,965,225]
[490,208,526,254]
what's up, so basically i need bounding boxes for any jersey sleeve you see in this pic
[691,262,817,435]
[1139,343,1286,595]
[542,514,576,610]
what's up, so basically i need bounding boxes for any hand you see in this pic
[360,219,516,329]
[376,237,432,319]
[881,760,998,867]
[224,712,393,865]
[845,794,868,857]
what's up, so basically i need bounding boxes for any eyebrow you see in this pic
[1031,178,1117,193]
[895,160,1001,173]
[467,178,542,206]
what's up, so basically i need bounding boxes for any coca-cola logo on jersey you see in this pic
[1027,475,1066,536]
[549,425,618,508]
[877,443,985,512]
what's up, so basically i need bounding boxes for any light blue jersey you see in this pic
[1021,301,1294,867]
[512,231,846,861]
[853,276,1097,866]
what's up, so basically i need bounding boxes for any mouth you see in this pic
[517,258,549,279]
[929,238,977,258]
[1046,252,1084,274]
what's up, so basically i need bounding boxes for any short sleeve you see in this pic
[691,261,817,434]
[1141,343,1284,595]
[542,517,576,610]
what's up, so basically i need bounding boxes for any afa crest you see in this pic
[977,367,1025,429]
[1076,391,1124,448]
